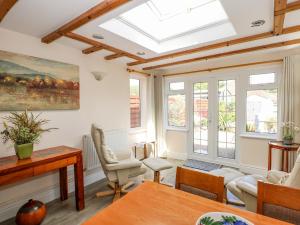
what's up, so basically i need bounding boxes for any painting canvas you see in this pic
[0,50,79,111]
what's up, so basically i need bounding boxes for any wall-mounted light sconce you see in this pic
[91,71,107,81]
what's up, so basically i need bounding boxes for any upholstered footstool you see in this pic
[143,158,173,184]
[210,167,245,205]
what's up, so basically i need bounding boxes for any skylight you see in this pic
[99,0,236,53]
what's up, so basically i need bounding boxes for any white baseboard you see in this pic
[167,151,188,160]
[0,167,105,223]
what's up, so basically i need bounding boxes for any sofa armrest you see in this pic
[267,170,289,184]
[236,175,266,197]
[106,159,142,171]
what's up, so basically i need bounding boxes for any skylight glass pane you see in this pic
[249,73,276,85]
[118,0,228,41]
[99,0,235,53]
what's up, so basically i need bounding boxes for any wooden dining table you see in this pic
[83,181,291,225]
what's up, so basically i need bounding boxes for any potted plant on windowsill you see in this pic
[282,122,300,145]
[1,111,57,160]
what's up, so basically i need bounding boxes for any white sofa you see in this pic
[227,152,300,212]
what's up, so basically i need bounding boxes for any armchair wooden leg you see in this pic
[96,190,115,198]
[113,183,121,202]
[97,181,132,201]
[108,181,135,191]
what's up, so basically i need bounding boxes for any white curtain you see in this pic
[154,75,167,157]
[280,56,295,129]
[280,56,296,170]
[146,74,156,142]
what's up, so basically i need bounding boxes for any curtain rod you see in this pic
[127,68,151,77]
[163,59,283,77]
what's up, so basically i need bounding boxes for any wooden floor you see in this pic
[0,159,181,225]
[0,159,243,225]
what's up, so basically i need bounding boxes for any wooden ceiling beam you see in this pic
[163,60,283,77]
[64,32,144,61]
[42,0,129,44]
[274,0,287,35]
[275,0,300,15]
[143,38,300,70]
[0,0,17,23]
[105,53,126,60]
[82,46,104,54]
[127,25,300,67]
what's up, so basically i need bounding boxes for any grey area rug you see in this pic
[183,159,221,171]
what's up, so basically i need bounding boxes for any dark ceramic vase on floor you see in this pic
[16,199,47,225]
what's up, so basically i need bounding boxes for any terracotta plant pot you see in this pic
[16,199,47,225]
[14,143,33,160]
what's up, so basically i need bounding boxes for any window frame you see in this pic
[129,75,147,132]
[241,68,281,140]
[165,79,189,131]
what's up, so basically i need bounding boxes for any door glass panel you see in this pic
[193,82,209,154]
[218,80,236,159]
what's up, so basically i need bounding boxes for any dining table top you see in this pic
[82,181,291,225]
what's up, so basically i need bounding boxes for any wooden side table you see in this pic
[268,141,300,172]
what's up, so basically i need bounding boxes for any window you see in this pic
[166,81,186,129]
[246,73,278,135]
[130,79,141,128]
[193,82,209,154]
[249,73,275,85]
[168,94,186,127]
[100,0,236,53]
[218,80,236,159]
[169,82,184,91]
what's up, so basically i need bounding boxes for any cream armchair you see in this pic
[91,124,147,201]
[227,152,300,212]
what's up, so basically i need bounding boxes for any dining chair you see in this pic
[257,181,300,224]
[175,166,224,202]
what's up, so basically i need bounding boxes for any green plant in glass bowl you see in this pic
[1,110,57,159]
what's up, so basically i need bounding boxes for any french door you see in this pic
[190,77,237,163]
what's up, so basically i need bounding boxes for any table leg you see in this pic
[74,154,85,210]
[281,150,285,171]
[285,150,289,172]
[59,167,68,201]
[268,146,272,170]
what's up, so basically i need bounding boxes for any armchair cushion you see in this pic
[267,170,289,184]
[103,145,119,164]
[106,158,142,171]
[236,175,266,197]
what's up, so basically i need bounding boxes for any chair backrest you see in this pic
[175,166,224,203]
[285,152,300,188]
[257,181,300,224]
[91,124,108,175]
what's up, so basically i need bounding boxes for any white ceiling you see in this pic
[1,0,300,71]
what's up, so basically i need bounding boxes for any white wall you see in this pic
[164,51,300,175]
[0,27,131,221]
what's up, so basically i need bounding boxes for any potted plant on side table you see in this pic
[1,110,56,160]
[282,121,300,145]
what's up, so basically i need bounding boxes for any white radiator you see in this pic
[82,129,128,171]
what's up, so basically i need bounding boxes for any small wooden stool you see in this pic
[143,158,173,185]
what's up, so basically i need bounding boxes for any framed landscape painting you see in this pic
[0,50,79,111]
